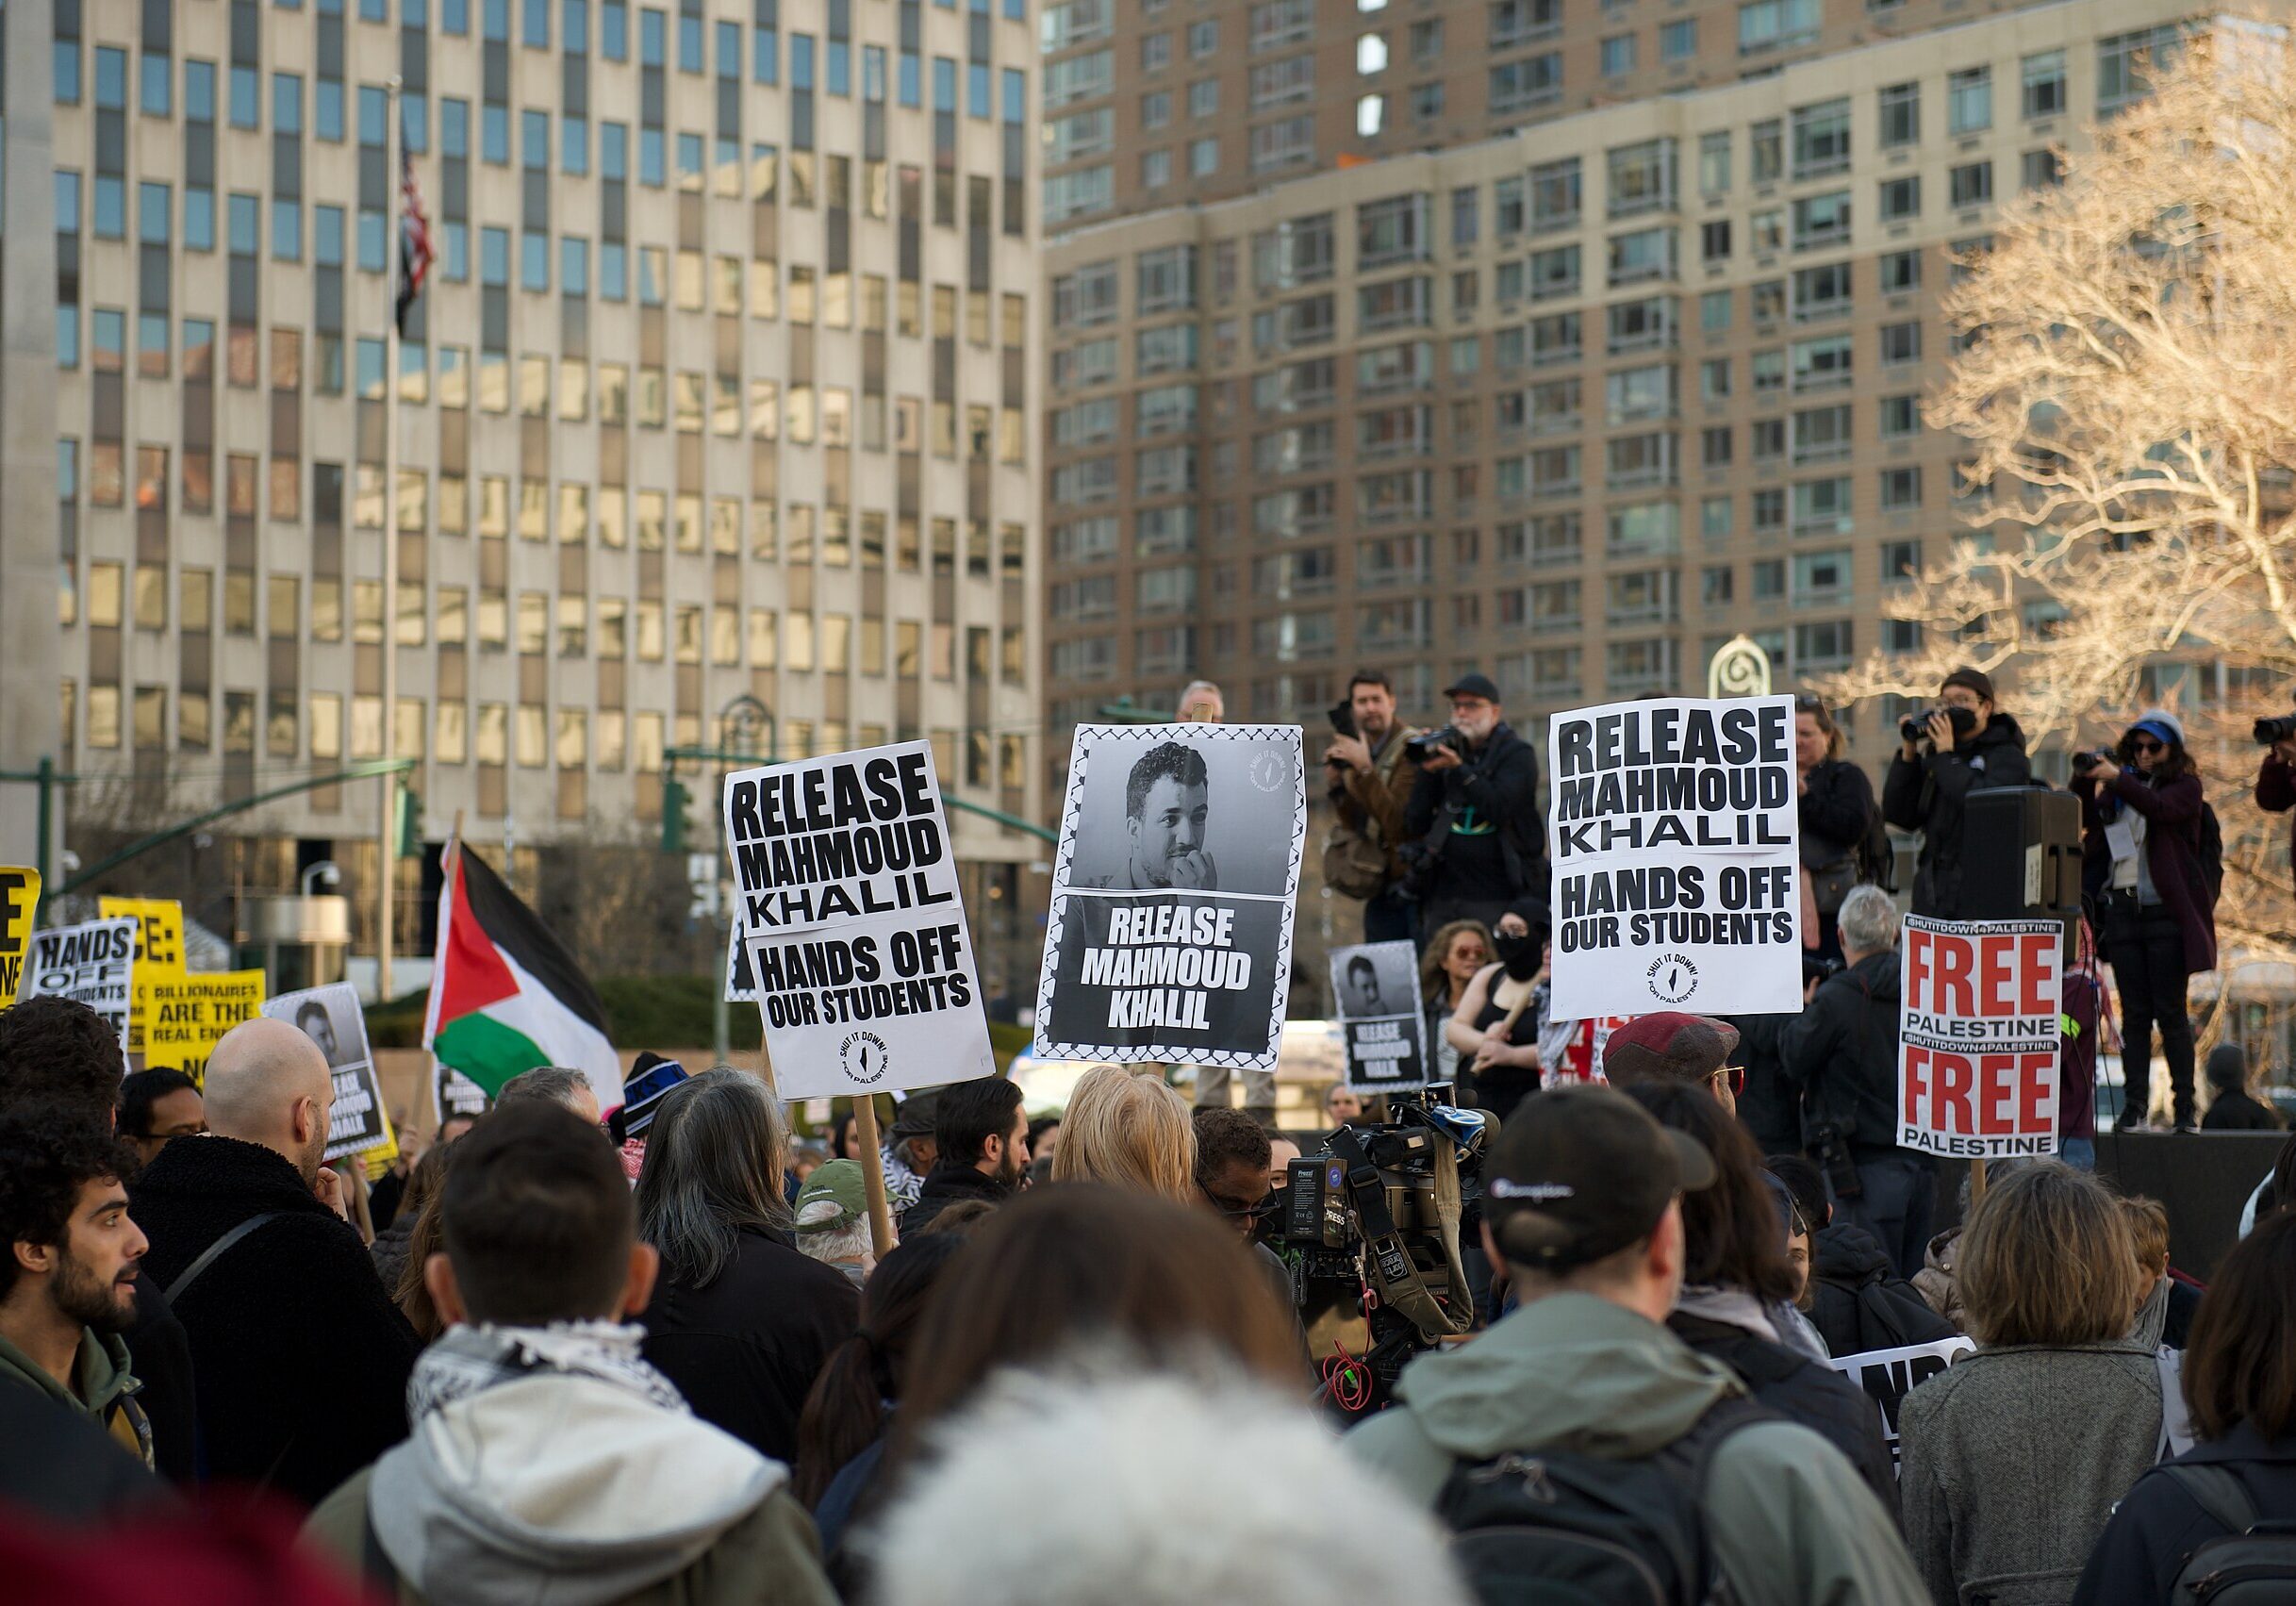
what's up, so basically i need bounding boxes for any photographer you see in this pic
[1881,667,2031,918]
[2074,710,2215,1132]
[2254,724,2296,891]
[1320,670,1424,945]
[1781,885,1936,1281]
[1401,673,1544,937]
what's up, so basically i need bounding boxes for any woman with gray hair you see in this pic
[636,1067,861,1465]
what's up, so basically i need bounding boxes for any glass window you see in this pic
[2022,50,2066,119]
[1948,66,1991,135]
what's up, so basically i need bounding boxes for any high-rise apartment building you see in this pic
[1041,0,2191,795]
[1,0,1044,976]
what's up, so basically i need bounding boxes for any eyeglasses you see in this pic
[1202,1186,1280,1224]
[1710,1065,1747,1098]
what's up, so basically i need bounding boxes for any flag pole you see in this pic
[851,1096,897,1259]
[377,75,404,1007]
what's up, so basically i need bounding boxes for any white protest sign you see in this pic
[266,983,397,1164]
[1546,697,1801,1019]
[23,917,138,1052]
[1898,916,2061,1161]
[1829,1336,1974,1468]
[1330,940,1429,1091]
[723,740,993,1100]
[1035,724,1305,1073]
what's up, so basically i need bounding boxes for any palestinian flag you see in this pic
[422,840,619,1099]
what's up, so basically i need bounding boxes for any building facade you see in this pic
[4,0,1045,979]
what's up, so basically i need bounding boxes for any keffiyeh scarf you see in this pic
[408,1320,688,1422]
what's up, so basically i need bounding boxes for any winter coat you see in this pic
[1403,721,1545,907]
[639,1227,861,1466]
[2203,1087,2284,1131]
[116,1268,196,1484]
[0,1382,167,1523]
[304,1368,839,1606]
[2072,1421,2296,1606]
[896,1161,1016,1238]
[1346,1291,1929,1606]
[2074,769,2218,974]
[1883,713,2034,918]
[130,1134,421,1509]
[1726,1012,1801,1158]
[1667,1310,1899,1513]
[0,1327,153,1472]
[1899,1338,2165,1606]
[2255,752,2296,894]
[1330,725,1423,886]
[370,1217,419,1302]
[1809,1223,1962,1359]
[2060,965,2102,1144]
[1801,759,1878,869]
[1783,948,1923,1166]
[1913,1230,1967,1333]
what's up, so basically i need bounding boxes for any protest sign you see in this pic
[265,983,396,1163]
[1035,724,1304,1072]
[1829,1336,1974,1467]
[1539,1014,1632,1084]
[725,920,758,1003]
[24,917,137,1051]
[1330,940,1429,1091]
[722,739,993,1100]
[0,866,38,1006]
[138,969,265,1083]
[1898,916,2062,1161]
[102,897,188,1053]
[1546,696,1801,1020]
[433,1062,491,1127]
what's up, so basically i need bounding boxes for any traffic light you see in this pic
[661,773,689,853]
[394,785,422,859]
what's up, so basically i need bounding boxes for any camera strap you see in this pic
[1329,1128,1474,1341]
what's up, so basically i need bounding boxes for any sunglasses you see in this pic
[1710,1065,1747,1098]
[1202,1186,1280,1223]
[2130,738,2164,754]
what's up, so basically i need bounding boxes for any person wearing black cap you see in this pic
[1347,1084,1927,1606]
[1881,665,2031,918]
[1401,671,1545,937]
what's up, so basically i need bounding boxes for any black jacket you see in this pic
[1801,759,1877,868]
[1726,1012,1800,1157]
[1881,713,2032,918]
[2203,1088,2285,1132]
[0,1384,170,1523]
[1403,721,1544,905]
[123,1269,198,1483]
[1781,948,1922,1166]
[898,1162,1016,1238]
[1667,1311,1898,1514]
[639,1226,860,1465]
[129,1134,420,1509]
[1809,1223,1959,1360]
[2072,1423,2296,1606]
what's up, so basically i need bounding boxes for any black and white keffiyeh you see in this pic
[408,1320,687,1422]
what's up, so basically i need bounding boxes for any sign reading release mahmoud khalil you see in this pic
[1546,696,1802,1020]
[1035,724,1305,1072]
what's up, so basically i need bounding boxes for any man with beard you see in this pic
[1325,669,1424,945]
[131,1017,419,1507]
[0,1112,155,1468]
[898,1077,1030,1236]
[1084,740,1219,892]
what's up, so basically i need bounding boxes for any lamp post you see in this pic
[710,695,775,1067]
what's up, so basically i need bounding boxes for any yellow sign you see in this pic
[0,867,39,1006]
[101,897,188,1053]
[136,969,267,1084]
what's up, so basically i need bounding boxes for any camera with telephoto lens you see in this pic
[1404,726,1467,763]
[2075,749,2120,773]
[2257,713,2296,747]
[1900,705,1978,744]
[1277,1092,1488,1416]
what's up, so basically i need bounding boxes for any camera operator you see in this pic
[1880,667,2031,918]
[1401,673,1544,936]
[1321,670,1425,945]
[2254,720,2296,891]
[2074,710,2216,1133]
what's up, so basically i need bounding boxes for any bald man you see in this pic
[128,1018,419,1507]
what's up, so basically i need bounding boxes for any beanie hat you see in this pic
[2128,707,2185,751]
[2205,1042,2249,1091]
[605,1051,689,1146]
[1941,666,1996,704]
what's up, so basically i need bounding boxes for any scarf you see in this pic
[408,1320,688,1423]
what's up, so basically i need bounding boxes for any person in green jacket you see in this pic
[303,1101,836,1606]
[1347,1084,1929,1606]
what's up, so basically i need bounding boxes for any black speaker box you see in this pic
[1957,788,2083,950]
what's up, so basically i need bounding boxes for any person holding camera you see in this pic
[2074,709,2216,1133]
[1793,697,1879,964]
[1881,667,2032,918]
[2253,722,2296,891]
[1401,673,1544,937]
[1321,670,1424,945]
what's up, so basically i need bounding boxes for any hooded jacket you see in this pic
[130,1134,421,1507]
[1913,1230,1966,1333]
[304,1369,838,1606]
[0,1326,152,1470]
[1882,713,2032,919]
[1809,1223,1960,1360]
[1346,1291,1928,1606]
[2072,1421,2296,1606]
[1781,947,1919,1166]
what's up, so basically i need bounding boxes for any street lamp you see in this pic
[301,861,343,897]
[708,694,777,1068]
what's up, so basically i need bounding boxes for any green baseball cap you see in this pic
[794,1159,867,1234]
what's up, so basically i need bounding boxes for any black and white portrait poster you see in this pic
[1329,940,1428,1091]
[264,982,393,1163]
[722,740,994,1100]
[1546,696,1802,1019]
[1035,724,1305,1071]
[23,917,137,1053]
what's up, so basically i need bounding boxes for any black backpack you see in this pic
[2161,1464,2296,1603]
[1434,1394,1775,1606]
[2193,802,2225,910]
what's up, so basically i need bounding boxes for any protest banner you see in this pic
[432,1062,491,1128]
[725,920,758,1003]
[0,866,38,1006]
[1829,1336,1974,1467]
[1546,696,1802,1020]
[265,983,396,1165]
[1035,724,1304,1072]
[1898,916,2062,1161]
[23,917,137,1051]
[723,739,993,1101]
[102,897,187,1053]
[138,969,265,1083]
[1329,940,1429,1091]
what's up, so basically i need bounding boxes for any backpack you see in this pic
[1434,1394,1775,1606]
[2160,1464,2296,1603]
[2193,802,2225,910]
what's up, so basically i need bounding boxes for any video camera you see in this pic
[1276,1091,1489,1415]
[1404,726,1467,763]
[2256,713,2296,747]
[1900,705,1977,744]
